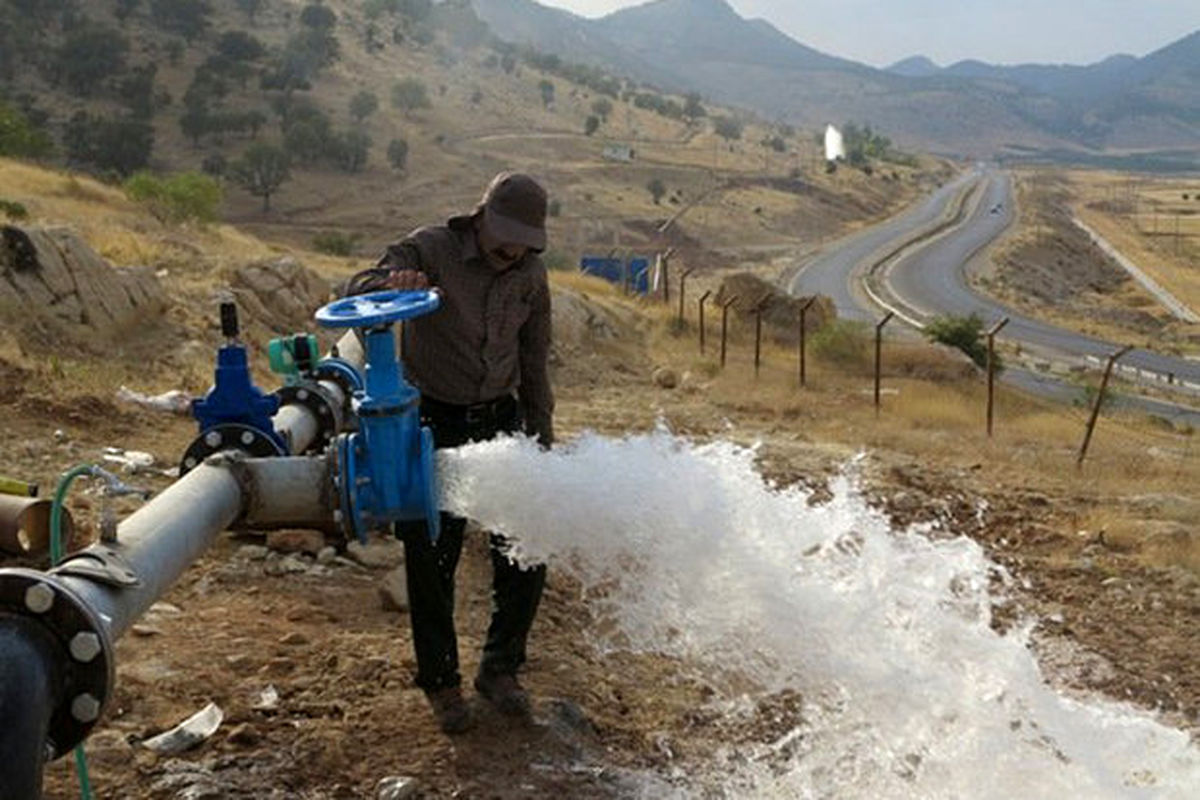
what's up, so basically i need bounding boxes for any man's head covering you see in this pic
[476,172,548,252]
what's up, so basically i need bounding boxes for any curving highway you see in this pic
[789,167,1200,423]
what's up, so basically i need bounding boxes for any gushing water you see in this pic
[439,429,1200,798]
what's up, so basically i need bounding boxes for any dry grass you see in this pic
[635,300,1200,516]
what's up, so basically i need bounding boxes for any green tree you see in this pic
[330,129,370,173]
[387,137,408,170]
[538,79,555,109]
[149,0,212,41]
[231,143,290,212]
[216,31,264,62]
[349,90,379,124]
[57,25,129,95]
[300,2,336,31]
[584,115,600,136]
[713,115,743,142]
[64,112,154,176]
[647,178,666,204]
[500,52,517,74]
[124,170,222,223]
[235,0,261,22]
[924,313,997,371]
[0,101,53,158]
[683,92,707,122]
[115,0,142,23]
[391,78,431,114]
[591,98,612,121]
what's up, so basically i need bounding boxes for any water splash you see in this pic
[439,429,1200,798]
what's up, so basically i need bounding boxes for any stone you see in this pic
[377,567,410,612]
[652,366,679,389]
[226,723,260,747]
[316,546,337,565]
[235,544,269,561]
[376,776,419,800]
[279,631,309,646]
[266,529,327,556]
[347,536,405,569]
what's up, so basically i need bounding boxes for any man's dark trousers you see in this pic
[397,394,547,692]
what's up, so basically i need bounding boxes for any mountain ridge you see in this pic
[472,0,1200,157]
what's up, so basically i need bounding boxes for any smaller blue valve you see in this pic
[190,302,284,452]
[315,290,442,544]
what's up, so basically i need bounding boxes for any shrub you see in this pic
[647,178,666,204]
[58,25,129,95]
[0,101,53,158]
[391,78,431,114]
[123,170,222,223]
[811,319,869,364]
[312,230,361,256]
[349,90,379,123]
[584,115,600,136]
[387,137,409,170]
[0,200,29,220]
[923,313,997,371]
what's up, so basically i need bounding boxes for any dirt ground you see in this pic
[2,301,1192,798]
[2,160,1196,799]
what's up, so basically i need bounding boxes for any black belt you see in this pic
[421,394,516,426]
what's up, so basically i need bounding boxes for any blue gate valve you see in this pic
[315,289,442,544]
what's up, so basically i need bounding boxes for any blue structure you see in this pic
[580,255,652,294]
[315,290,443,544]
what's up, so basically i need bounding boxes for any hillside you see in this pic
[1,157,1198,797]
[0,0,944,269]
[472,0,1200,159]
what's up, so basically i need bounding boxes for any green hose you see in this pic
[50,464,96,800]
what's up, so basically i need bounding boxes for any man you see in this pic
[344,172,554,734]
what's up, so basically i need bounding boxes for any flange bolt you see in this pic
[71,694,101,724]
[69,632,102,664]
[24,583,55,614]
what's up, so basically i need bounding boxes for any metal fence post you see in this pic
[1077,345,1133,467]
[798,297,815,387]
[720,296,738,369]
[986,317,1009,437]
[678,268,695,324]
[698,290,712,354]
[659,248,675,304]
[753,294,769,378]
[874,312,895,414]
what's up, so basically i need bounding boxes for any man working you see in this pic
[344,172,554,734]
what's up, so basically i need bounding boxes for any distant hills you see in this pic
[473,0,1200,161]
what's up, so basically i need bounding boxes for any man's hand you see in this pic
[382,268,430,291]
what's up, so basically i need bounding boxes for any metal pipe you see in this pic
[274,377,349,454]
[237,456,335,530]
[49,460,243,642]
[0,614,63,800]
[0,496,73,556]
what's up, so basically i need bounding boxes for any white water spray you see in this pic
[439,430,1200,798]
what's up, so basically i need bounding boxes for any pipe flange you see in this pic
[179,423,287,476]
[0,568,114,758]
[314,358,363,403]
[277,382,342,452]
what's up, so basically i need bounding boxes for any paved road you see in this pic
[789,167,1200,425]
[786,169,982,322]
[885,171,1200,388]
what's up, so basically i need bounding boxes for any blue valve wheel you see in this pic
[315,289,440,329]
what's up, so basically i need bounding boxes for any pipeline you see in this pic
[0,293,437,798]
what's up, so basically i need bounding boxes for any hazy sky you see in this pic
[535,1,1200,67]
